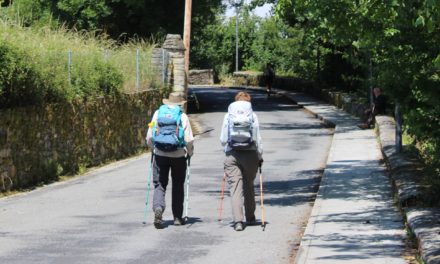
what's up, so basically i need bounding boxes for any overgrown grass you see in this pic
[403,133,440,206]
[0,17,158,108]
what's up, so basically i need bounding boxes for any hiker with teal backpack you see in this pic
[220,91,263,231]
[146,92,194,229]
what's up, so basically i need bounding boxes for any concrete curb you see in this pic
[376,116,440,264]
[279,89,440,264]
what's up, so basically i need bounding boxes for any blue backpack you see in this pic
[152,105,185,152]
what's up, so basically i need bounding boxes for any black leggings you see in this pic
[152,155,187,218]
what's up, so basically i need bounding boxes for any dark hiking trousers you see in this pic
[152,155,187,218]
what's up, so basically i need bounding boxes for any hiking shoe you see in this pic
[247,216,257,226]
[153,208,164,229]
[357,123,370,129]
[174,217,185,226]
[234,222,244,231]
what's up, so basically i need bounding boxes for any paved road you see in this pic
[0,87,333,263]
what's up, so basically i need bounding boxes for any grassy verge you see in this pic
[0,17,158,108]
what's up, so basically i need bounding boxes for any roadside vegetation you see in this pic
[0,15,156,109]
[0,0,438,202]
[194,0,440,204]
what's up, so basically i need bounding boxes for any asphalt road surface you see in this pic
[0,87,333,263]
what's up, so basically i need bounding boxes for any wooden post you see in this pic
[183,0,192,75]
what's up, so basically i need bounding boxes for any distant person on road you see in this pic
[263,63,275,97]
[146,92,194,229]
[220,91,263,231]
[359,87,387,129]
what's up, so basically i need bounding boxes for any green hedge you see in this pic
[0,19,157,108]
[0,41,123,108]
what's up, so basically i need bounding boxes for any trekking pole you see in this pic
[143,153,154,225]
[259,165,266,231]
[184,156,191,221]
[217,173,227,222]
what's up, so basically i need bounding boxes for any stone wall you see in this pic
[0,90,162,191]
[189,69,214,85]
[233,71,309,91]
[232,72,371,121]
[233,72,263,87]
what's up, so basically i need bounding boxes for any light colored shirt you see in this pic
[146,106,194,158]
[220,111,263,160]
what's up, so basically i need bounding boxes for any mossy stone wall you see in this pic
[0,90,162,191]
[232,72,371,121]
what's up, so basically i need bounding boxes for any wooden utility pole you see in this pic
[183,0,192,75]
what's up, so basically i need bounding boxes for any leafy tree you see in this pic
[2,0,223,41]
[275,0,440,197]
[56,0,112,30]
[191,4,312,79]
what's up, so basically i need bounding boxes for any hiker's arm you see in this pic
[219,114,228,146]
[253,113,263,160]
[146,111,158,149]
[183,114,194,157]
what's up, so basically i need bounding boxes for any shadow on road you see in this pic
[261,169,322,207]
[188,87,301,114]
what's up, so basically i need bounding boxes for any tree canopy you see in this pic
[274,0,440,195]
[2,0,224,40]
[1,0,439,194]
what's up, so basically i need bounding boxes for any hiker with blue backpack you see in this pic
[220,91,263,231]
[146,92,194,229]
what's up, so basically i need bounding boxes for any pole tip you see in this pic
[142,221,147,225]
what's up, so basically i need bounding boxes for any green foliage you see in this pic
[0,18,157,108]
[69,55,122,97]
[56,0,112,30]
[0,0,57,27]
[0,43,48,107]
[36,159,64,183]
[242,14,303,76]
[3,0,223,41]
[275,0,440,196]
[191,6,315,79]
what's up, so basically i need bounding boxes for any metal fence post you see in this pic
[136,49,140,91]
[395,102,402,153]
[103,49,109,61]
[162,49,166,84]
[68,49,72,85]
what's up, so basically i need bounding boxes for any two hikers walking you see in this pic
[147,91,263,231]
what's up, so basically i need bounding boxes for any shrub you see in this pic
[0,43,50,107]
[0,18,155,108]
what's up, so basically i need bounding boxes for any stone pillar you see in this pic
[162,34,187,99]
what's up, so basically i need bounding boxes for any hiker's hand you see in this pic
[259,159,264,167]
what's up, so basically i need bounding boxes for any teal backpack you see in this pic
[152,105,185,151]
